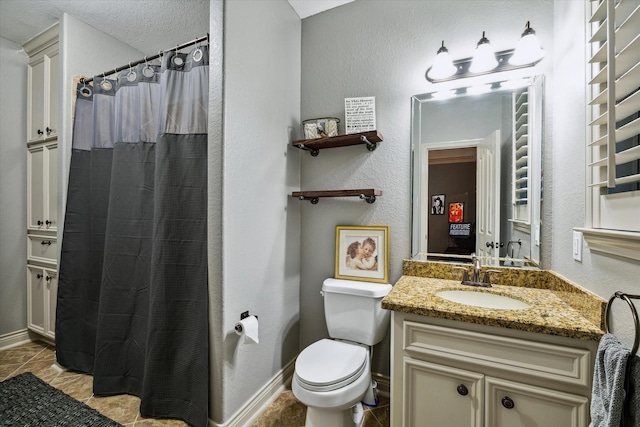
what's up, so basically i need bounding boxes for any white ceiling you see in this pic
[0,0,355,54]
[288,0,355,19]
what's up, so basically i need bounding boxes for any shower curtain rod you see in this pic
[80,34,209,84]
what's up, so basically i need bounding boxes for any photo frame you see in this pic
[431,194,445,215]
[335,225,389,284]
[449,202,464,223]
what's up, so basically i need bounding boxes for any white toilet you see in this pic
[292,278,392,427]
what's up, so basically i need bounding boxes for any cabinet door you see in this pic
[44,268,57,339]
[403,358,483,427]
[46,143,57,231]
[27,143,57,232]
[485,377,589,427]
[27,145,45,230]
[27,265,46,335]
[28,57,46,142]
[47,51,58,138]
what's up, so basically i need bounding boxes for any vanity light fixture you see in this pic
[425,22,545,83]
[469,32,498,73]
[427,41,458,80]
[509,21,545,65]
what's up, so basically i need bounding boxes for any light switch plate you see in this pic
[573,231,583,262]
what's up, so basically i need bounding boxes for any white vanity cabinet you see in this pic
[391,312,597,427]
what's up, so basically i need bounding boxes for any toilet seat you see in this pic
[294,339,367,392]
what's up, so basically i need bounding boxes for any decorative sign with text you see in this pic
[449,222,472,238]
[345,97,376,135]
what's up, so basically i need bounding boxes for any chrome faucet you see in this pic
[471,254,482,283]
[453,254,500,288]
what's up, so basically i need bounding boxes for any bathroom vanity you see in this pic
[382,261,604,427]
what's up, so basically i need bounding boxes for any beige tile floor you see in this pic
[1,340,390,427]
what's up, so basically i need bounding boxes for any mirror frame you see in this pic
[410,75,544,267]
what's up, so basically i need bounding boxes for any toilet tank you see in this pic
[322,278,393,346]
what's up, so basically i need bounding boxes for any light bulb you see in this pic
[428,41,457,80]
[510,22,545,65]
[470,31,498,73]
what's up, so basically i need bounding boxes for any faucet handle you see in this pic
[483,269,501,285]
[453,266,470,283]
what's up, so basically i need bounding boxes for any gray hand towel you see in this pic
[590,334,629,427]
[622,353,639,427]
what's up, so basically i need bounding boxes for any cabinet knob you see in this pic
[37,220,43,226]
[46,127,52,134]
[501,396,515,409]
[45,276,52,282]
[37,273,43,279]
[41,240,52,246]
[456,384,469,396]
[37,129,44,135]
[45,220,52,226]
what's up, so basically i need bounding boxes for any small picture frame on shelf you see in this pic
[335,225,389,284]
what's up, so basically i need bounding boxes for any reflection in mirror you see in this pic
[411,75,544,268]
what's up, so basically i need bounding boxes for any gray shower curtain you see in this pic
[56,45,209,427]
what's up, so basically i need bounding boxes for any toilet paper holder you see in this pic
[235,311,258,333]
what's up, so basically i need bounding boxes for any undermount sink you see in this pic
[436,290,531,310]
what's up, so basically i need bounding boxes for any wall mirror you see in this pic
[411,75,544,268]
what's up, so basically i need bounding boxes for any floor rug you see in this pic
[0,372,122,426]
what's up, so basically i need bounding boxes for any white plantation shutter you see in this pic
[587,0,640,227]
[512,88,530,224]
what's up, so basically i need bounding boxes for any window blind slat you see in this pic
[589,134,608,147]
[589,65,608,84]
[615,62,640,102]
[590,41,608,63]
[615,117,640,143]
[589,88,608,105]
[589,157,608,167]
[614,1,640,27]
[614,34,640,79]
[615,4,640,48]
[615,173,640,186]
[590,111,608,126]
[615,88,640,120]
[616,144,640,166]
[590,20,608,43]
[590,0,607,23]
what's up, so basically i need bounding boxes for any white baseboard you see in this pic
[208,359,295,427]
[0,329,31,351]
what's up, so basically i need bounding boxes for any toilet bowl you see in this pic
[292,279,392,427]
[293,339,371,409]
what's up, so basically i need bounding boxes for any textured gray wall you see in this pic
[299,0,556,376]
[216,0,301,422]
[0,37,28,336]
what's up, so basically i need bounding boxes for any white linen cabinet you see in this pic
[23,23,59,342]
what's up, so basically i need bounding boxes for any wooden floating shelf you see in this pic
[292,130,383,156]
[292,189,382,204]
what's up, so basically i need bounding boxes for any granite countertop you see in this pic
[382,261,606,341]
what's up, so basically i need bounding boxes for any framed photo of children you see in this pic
[335,225,389,284]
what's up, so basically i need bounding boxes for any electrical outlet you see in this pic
[572,231,583,262]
